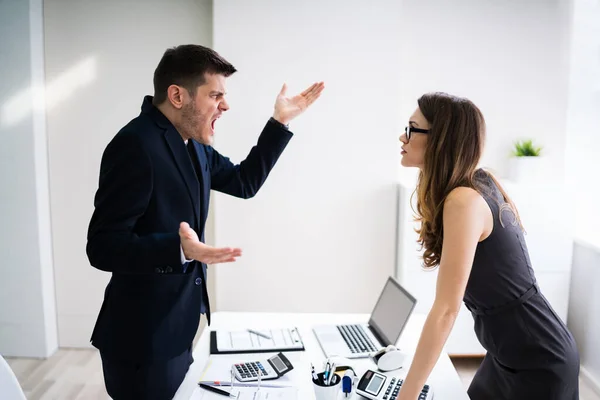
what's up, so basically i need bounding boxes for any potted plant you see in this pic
[508,139,544,183]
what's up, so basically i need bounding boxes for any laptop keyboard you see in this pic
[337,324,378,353]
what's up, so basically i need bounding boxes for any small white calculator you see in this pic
[356,369,434,400]
[233,352,294,382]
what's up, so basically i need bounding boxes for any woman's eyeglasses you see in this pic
[405,126,430,140]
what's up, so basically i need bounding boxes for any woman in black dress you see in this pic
[396,92,580,400]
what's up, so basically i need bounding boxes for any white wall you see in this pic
[0,0,57,358]
[211,0,574,313]
[564,0,600,248]
[568,243,600,391]
[565,0,600,390]
[212,0,402,313]
[43,0,213,347]
[397,0,572,183]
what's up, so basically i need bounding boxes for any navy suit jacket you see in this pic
[87,96,292,361]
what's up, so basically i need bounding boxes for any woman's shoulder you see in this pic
[444,184,490,222]
[445,186,487,210]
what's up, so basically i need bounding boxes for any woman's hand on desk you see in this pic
[179,222,242,264]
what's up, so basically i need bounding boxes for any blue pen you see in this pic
[327,362,336,385]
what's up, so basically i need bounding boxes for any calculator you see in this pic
[356,369,434,400]
[233,352,294,382]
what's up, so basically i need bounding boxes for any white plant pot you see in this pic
[508,156,546,183]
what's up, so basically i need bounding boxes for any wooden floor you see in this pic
[6,349,107,400]
[450,357,600,400]
[4,351,600,399]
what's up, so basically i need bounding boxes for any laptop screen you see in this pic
[368,277,417,346]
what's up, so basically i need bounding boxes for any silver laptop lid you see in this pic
[368,276,417,347]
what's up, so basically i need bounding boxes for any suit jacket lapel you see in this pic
[164,128,201,226]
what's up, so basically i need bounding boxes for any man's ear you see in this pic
[167,85,185,109]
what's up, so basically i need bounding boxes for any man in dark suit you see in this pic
[86,44,324,399]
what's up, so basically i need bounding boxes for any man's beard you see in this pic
[181,100,202,142]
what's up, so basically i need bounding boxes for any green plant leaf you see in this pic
[512,139,542,157]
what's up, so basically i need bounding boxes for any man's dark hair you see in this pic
[153,44,237,104]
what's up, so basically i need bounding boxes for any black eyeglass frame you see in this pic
[405,126,430,140]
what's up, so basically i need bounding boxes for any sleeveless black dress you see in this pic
[465,169,580,399]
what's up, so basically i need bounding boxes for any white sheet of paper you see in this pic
[191,385,298,400]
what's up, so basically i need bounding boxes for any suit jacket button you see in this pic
[155,267,162,273]
[195,277,202,286]
[166,266,173,273]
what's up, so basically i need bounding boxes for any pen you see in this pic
[328,362,337,385]
[247,329,272,340]
[257,368,262,391]
[199,383,234,397]
[310,363,319,382]
[198,381,289,388]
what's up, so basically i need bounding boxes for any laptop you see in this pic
[312,276,417,359]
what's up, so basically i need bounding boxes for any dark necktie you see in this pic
[187,140,202,180]
[186,140,203,224]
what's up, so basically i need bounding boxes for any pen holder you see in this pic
[312,372,341,400]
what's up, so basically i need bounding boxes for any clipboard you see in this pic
[209,327,305,355]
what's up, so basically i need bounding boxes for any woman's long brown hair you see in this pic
[414,92,519,268]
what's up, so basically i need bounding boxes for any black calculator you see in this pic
[233,352,294,382]
[356,369,434,400]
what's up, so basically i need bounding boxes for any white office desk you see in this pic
[174,312,469,399]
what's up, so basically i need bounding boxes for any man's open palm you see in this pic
[179,222,242,264]
[273,82,325,125]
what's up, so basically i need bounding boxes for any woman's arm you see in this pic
[398,187,488,399]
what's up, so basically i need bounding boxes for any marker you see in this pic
[198,383,234,397]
